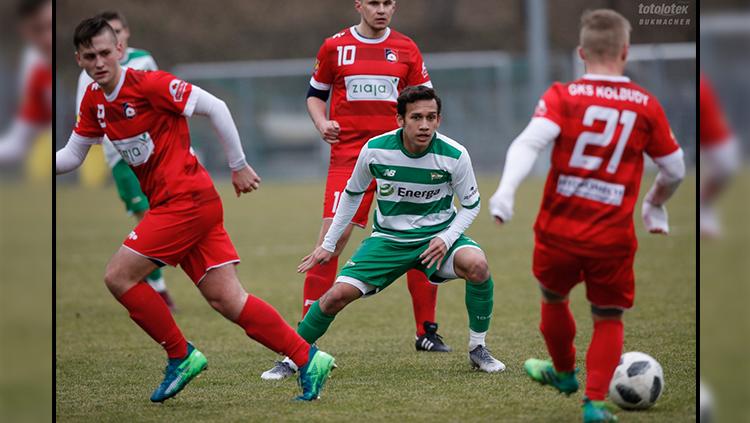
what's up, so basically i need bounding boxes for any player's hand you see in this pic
[642,201,669,235]
[488,192,513,225]
[317,120,341,144]
[419,237,448,270]
[298,246,334,273]
[232,164,261,197]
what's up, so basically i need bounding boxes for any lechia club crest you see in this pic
[385,48,398,63]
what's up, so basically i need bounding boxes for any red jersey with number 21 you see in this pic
[532,74,680,258]
[75,69,216,208]
[310,27,431,169]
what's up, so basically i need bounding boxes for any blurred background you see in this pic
[699,3,750,423]
[55,0,697,184]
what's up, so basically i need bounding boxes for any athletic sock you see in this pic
[585,319,624,401]
[302,257,338,318]
[540,300,577,373]
[406,269,437,336]
[465,276,494,333]
[145,268,166,292]
[297,300,336,345]
[235,294,311,368]
[116,282,187,359]
[468,329,486,351]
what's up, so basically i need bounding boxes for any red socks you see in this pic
[117,282,187,359]
[539,301,577,373]
[585,319,624,401]
[237,294,311,368]
[302,257,338,318]
[406,269,437,336]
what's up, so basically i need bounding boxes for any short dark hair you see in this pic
[17,0,49,19]
[397,86,442,117]
[97,10,129,28]
[73,17,117,50]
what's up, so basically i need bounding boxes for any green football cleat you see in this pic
[150,342,208,403]
[524,358,579,395]
[296,346,336,401]
[582,397,618,423]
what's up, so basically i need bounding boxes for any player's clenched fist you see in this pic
[317,120,341,144]
[298,246,334,273]
[641,201,670,235]
[232,164,261,197]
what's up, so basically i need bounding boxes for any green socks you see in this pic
[466,276,494,333]
[297,301,336,344]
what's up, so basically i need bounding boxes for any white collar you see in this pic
[104,67,127,102]
[349,26,391,44]
[582,73,630,83]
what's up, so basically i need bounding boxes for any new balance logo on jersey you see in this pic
[128,231,138,240]
[383,169,397,177]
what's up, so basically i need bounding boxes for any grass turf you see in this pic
[55,174,696,422]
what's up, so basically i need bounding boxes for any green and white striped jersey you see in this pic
[345,128,480,242]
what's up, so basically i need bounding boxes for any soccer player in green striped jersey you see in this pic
[296,86,505,372]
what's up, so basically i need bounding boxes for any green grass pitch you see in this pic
[55,173,696,422]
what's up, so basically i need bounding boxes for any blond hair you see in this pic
[579,9,631,62]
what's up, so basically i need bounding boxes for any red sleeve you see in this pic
[18,67,51,124]
[532,84,564,127]
[311,41,334,88]
[406,41,430,86]
[142,70,195,116]
[700,75,732,145]
[73,87,105,138]
[645,97,680,158]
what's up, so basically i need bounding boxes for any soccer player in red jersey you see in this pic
[699,73,740,238]
[488,10,685,422]
[0,0,51,165]
[55,17,335,402]
[261,0,449,381]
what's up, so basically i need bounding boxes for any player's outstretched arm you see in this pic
[489,117,559,224]
[0,119,44,165]
[55,132,99,174]
[642,148,685,235]
[306,96,340,144]
[189,86,260,196]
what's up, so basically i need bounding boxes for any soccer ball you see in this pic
[608,351,664,410]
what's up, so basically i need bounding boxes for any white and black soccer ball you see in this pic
[608,351,664,410]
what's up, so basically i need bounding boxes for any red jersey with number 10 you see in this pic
[532,74,680,257]
[74,68,217,208]
[310,26,431,169]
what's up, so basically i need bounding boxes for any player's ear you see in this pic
[75,51,83,68]
[577,46,586,63]
[116,41,125,61]
[396,113,405,127]
[621,44,629,62]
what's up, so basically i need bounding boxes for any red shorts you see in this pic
[532,239,635,309]
[323,167,376,227]
[123,196,240,284]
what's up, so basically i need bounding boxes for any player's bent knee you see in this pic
[591,304,624,320]
[319,285,358,315]
[540,286,567,303]
[463,258,490,283]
